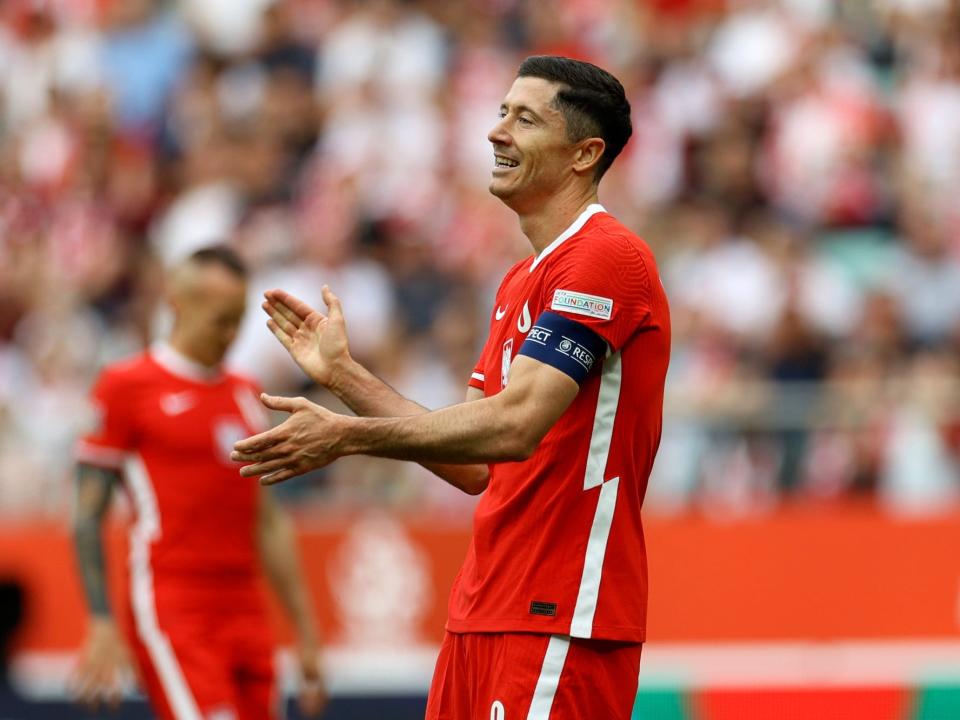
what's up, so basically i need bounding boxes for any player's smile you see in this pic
[490,142,529,195]
[493,153,519,171]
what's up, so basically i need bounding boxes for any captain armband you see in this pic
[517,311,608,384]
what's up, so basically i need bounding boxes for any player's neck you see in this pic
[166,334,222,370]
[517,186,600,255]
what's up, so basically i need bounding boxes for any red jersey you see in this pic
[450,204,670,642]
[76,343,269,581]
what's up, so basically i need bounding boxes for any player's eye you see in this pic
[518,115,534,126]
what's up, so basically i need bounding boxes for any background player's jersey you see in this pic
[76,343,268,580]
[451,204,671,642]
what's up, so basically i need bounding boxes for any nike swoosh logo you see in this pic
[160,391,197,416]
[495,305,507,320]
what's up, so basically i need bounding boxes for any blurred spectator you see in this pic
[1,0,960,519]
[880,350,960,513]
[99,0,194,134]
[884,197,960,346]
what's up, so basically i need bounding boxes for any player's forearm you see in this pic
[338,391,537,466]
[74,520,110,616]
[259,505,318,645]
[328,357,427,418]
[236,358,575,489]
[330,359,579,469]
[329,358,490,494]
[73,464,118,618]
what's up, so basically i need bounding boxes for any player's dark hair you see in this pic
[188,245,248,279]
[517,55,632,181]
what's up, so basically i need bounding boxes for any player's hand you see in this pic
[296,639,328,717]
[72,617,132,711]
[232,394,347,485]
[262,286,351,388]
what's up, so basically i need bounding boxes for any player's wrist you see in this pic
[331,414,368,457]
[297,631,320,655]
[324,354,360,398]
[88,615,118,637]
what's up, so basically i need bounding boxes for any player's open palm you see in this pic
[233,394,346,485]
[73,617,133,711]
[263,285,350,388]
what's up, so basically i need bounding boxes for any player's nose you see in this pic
[488,119,511,146]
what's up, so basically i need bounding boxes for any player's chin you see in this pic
[488,176,515,199]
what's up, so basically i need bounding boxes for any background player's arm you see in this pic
[74,463,117,618]
[263,287,490,494]
[72,463,130,708]
[257,491,326,716]
[234,356,579,484]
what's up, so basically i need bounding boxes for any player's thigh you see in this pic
[426,632,641,719]
[428,632,560,720]
[129,605,238,719]
[126,631,178,720]
[425,631,472,720]
[230,621,280,720]
[547,637,643,720]
[233,666,280,720]
[475,633,641,720]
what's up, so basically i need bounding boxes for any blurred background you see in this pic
[1,0,959,717]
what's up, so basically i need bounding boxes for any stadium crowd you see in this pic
[1,0,959,518]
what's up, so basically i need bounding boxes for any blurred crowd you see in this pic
[1,0,959,519]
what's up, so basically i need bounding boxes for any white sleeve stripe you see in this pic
[583,352,621,490]
[471,372,485,382]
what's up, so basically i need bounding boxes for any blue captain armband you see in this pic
[517,311,608,384]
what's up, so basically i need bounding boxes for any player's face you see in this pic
[488,76,577,211]
[181,267,247,365]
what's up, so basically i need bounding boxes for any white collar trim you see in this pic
[151,342,223,383]
[529,203,606,272]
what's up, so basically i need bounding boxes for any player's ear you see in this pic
[572,137,605,177]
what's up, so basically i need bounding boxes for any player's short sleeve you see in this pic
[468,358,486,391]
[468,259,527,392]
[542,235,653,353]
[74,370,136,469]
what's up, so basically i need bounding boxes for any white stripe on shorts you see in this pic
[526,635,570,720]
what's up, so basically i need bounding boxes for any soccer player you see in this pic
[234,56,670,719]
[72,247,326,719]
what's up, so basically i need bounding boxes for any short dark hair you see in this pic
[188,245,248,278]
[517,55,632,181]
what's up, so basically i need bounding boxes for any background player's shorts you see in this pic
[124,580,279,720]
[425,631,642,720]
